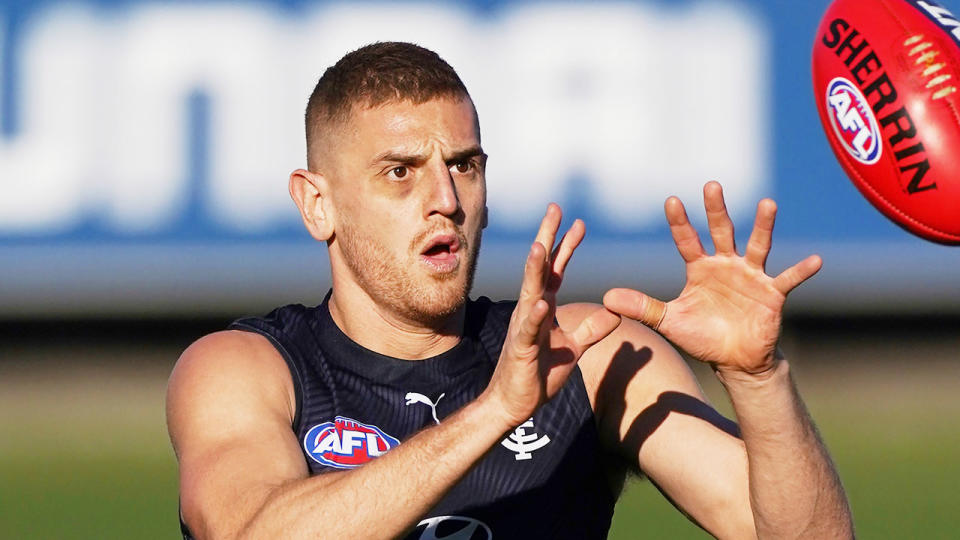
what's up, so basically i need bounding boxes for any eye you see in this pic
[388,166,408,180]
[451,161,472,174]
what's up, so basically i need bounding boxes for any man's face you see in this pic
[325,97,487,324]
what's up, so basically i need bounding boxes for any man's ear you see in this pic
[289,169,335,241]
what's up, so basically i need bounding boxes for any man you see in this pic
[167,42,853,539]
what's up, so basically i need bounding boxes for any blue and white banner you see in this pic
[1,0,957,315]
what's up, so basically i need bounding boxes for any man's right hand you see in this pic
[484,203,622,427]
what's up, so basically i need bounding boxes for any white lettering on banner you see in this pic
[481,3,768,230]
[0,8,98,232]
[0,2,768,235]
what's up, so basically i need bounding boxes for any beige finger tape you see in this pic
[645,298,667,332]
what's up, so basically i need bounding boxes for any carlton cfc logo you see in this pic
[825,77,882,165]
[303,417,400,469]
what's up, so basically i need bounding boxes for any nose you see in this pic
[424,160,460,218]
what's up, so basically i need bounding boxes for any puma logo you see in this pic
[404,392,445,425]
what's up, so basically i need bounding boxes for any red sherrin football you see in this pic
[813,0,960,244]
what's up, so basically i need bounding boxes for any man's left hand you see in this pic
[603,181,822,376]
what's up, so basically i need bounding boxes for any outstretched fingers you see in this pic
[534,204,563,263]
[548,219,585,290]
[517,204,561,306]
[509,242,552,355]
[602,288,668,331]
[665,197,705,263]
[773,255,823,296]
[703,181,737,255]
[745,198,777,269]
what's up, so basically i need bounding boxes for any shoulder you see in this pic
[231,303,315,336]
[172,329,289,386]
[168,331,310,538]
[556,302,704,419]
[167,330,296,456]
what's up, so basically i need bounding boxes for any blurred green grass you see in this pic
[609,360,960,539]
[2,344,959,538]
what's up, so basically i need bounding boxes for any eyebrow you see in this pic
[369,150,429,168]
[369,145,486,168]
[444,146,486,166]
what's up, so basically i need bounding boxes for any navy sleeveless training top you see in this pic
[183,293,617,539]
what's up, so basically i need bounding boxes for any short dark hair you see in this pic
[305,42,472,167]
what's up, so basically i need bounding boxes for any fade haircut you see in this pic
[305,42,473,169]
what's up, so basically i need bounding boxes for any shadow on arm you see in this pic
[596,342,740,460]
[624,390,740,452]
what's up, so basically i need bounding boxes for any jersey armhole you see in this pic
[228,323,304,432]
[567,364,601,429]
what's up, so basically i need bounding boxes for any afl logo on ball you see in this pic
[303,416,400,469]
[825,77,882,165]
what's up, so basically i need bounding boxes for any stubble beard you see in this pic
[335,219,482,327]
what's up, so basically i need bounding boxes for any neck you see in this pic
[327,281,465,361]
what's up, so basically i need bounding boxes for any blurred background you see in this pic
[1,0,958,537]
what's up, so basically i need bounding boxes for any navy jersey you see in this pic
[183,294,617,539]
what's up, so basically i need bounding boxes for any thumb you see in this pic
[603,288,668,331]
[569,307,622,353]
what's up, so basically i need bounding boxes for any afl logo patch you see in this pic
[825,77,882,165]
[303,416,400,469]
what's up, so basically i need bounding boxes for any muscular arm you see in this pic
[591,182,853,538]
[567,307,756,538]
[169,330,517,540]
[717,356,849,538]
[572,310,848,538]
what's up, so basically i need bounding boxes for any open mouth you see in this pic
[420,234,461,271]
[423,243,451,257]
[422,234,460,255]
